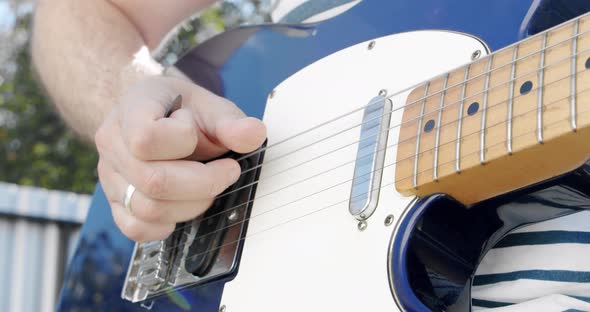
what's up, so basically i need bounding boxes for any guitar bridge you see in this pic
[121,147,265,303]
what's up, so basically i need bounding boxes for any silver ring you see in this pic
[123,184,136,215]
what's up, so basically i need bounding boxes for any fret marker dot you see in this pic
[586,57,590,69]
[467,102,480,116]
[520,81,533,95]
[424,120,435,133]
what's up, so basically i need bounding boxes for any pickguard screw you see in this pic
[269,89,276,99]
[471,50,481,60]
[357,220,367,231]
[219,305,226,312]
[379,89,387,96]
[384,215,395,226]
[228,210,238,222]
[368,41,376,50]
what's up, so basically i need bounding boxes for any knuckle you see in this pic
[144,167,168,198]
[128,126,155,158]
[135,199,164,223]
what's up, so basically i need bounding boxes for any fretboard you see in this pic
[395,12,590,204]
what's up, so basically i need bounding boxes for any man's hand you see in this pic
[95,76,266,242]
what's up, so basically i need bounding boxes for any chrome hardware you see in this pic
[471,50,481,60]
[357,220,368,231]
[379,89,387,96]
[384,215,394,227]
[571,19,580,132]
[368,40,376,50]
[349,95,392,220]
[121,240,169,302]
[228,209,239,222]
[122,148,266,303]
[140,301,155,310]
[219,305,227,312]
[269,89,276,99]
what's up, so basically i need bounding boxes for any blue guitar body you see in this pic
[58,1,590,311]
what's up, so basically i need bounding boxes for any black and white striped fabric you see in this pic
[472,211,590,311]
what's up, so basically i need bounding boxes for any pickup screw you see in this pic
[219,305,226,312]
[228,210,239,222]
[471,50,481,60]
[357,220,367,231]
[379,89,387,96]
[384,215,395,226]
[368,41,376,50]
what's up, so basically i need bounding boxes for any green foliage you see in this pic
[0,45,99,194]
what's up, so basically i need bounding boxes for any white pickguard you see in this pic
[220,31,488,312]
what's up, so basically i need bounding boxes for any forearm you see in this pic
[32,0,163,141]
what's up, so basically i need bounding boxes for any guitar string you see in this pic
[169,97,590,268]
[152,79,590,254]
[231,26,590,168]
[200,28,590,207]
[154,84,590,254]
[206,43,590,206]
[156,47,590,238]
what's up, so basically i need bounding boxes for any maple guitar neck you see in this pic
[395,13,590,205]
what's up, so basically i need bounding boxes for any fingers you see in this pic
[184,86,267,157]
[118,147,241,201]
[99,162,212,224]
[215,116,267,153]
[120,79,198,161]
[111,201,176,242]
[98,134,241,201]
[95,76,265,242]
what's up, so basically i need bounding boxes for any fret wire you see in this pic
[571,19,580,131]
[169,88,590,259]
[507,45,518,154]
[413,82,430,188]
[201,19,590,210]
[480,56,493,164]
[433,74,449,181]
[235,21,590,169]
[229,40,590,205]
[537,32,547,143]
[456,66,470,173]
[163,61,590,244]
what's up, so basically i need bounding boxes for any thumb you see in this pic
[182,81,267,156]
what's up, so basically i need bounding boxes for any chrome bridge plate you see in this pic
[121,148,265,303]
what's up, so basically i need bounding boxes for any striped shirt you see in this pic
[472,211,590,310]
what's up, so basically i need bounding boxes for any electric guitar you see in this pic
[58,1,590,311]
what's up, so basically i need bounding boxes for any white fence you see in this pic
[0,182,90,312]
